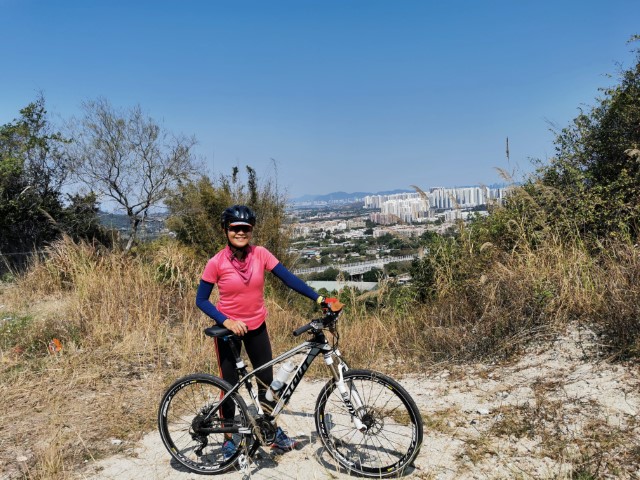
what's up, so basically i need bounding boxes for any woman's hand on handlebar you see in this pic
[320,297,344,313]
[222,318,248,336]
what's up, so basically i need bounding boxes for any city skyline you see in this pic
[292,182,507,204]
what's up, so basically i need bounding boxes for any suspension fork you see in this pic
[323,352,367,432]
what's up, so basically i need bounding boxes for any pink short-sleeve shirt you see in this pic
[201,246,279,330]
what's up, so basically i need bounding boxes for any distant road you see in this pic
[293,254,417,275]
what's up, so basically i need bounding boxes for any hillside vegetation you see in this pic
[1,42,640,479]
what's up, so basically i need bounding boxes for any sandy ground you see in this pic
[80,328,640,480]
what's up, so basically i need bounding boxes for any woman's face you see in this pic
[227,225,253,248]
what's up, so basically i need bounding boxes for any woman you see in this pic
[196,204,326,458]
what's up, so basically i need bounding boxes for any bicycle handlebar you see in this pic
[292,323,314,337]
[204,301,345,338]
[292,299,345,337]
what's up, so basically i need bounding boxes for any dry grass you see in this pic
[0,237,411,478]
[485,383,640,479]
[409,229,640,362]
[0,237,212,478]
[2,233,640,477]
[421,407,458,435]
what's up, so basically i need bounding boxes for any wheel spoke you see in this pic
[315,370,423,478]
[158,374,253,474]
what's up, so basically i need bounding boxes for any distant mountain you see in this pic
[291,189,413,204]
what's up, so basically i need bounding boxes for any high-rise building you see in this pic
[365,186,506,223]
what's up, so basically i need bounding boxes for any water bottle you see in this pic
[265,361,295,402]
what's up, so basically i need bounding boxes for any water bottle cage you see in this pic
[266,380,284,402]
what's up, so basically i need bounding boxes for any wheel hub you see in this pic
[359,407,384,435]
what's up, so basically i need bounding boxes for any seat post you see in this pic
[222,336,243,364]
[222,335,249,376]
[203,326,248,376]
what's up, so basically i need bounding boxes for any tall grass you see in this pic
[1,237,214,478]
[410,202,640,361]
[275,226,639,364]
[591,244,640,359]
[2,228,638,477]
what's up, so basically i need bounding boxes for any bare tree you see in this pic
[69,98,197,251]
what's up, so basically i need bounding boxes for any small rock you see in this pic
[477,408,490,415]
[16,455,28,462]
[110,439,123,445]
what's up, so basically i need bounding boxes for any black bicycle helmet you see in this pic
[220,205,257,230]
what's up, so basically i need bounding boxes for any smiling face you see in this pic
[226,224,253,248]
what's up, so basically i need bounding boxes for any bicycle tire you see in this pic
[158,373,254,474]
[315,369,423,478]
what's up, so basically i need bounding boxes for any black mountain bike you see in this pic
[158,302,423,477]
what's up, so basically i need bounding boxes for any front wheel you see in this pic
[315,369,423,478]
[158,373,253,474]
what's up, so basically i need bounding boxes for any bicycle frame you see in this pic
[201,327,365,436]
[159,302,423,478]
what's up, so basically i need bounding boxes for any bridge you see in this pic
[293,254,418,276]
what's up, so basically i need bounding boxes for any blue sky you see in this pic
[1,0,639,198]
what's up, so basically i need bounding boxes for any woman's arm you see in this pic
[195,279,228,325]
[271,263,322,302]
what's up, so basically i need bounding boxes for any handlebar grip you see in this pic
[292,323,313,337]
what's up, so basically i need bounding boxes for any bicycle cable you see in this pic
[327,320,340,351]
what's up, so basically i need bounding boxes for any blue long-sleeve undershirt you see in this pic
[271,263,320,301]
[195,262,320,325]
[195,280,227,324]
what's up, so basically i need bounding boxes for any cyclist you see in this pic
[196,204,326,459]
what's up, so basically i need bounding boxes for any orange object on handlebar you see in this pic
[321,298,344,313]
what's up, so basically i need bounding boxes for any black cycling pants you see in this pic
[214,322,274,420]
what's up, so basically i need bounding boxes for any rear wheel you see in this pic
[315,369,423,478]
[158,373,253,474]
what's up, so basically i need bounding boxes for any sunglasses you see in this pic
[228,225,253,233]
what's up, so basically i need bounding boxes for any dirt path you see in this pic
[81,329,640,479]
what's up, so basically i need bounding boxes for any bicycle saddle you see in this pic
[204,326,233,338]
